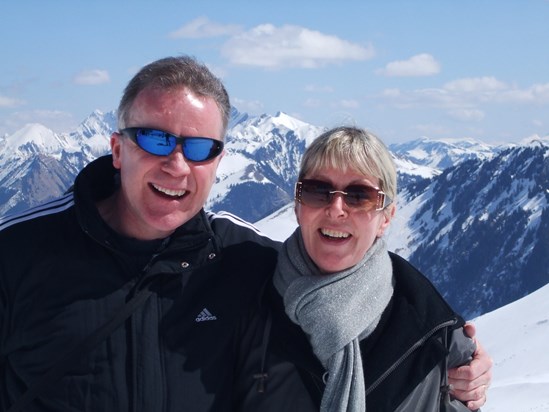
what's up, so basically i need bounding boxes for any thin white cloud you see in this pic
[206,64,228,80]
[496,82,549,103]
[381,88,402,98]
[376,53,440,77]
[169,17,242,39]
[73,70,110,85]
[448,108,485,122]
[231,97,264,114]
[305,84,334,93]
[221,24,375,69]
[2,109,77,135]
[0,95,25,108]
[335,99,360,109]
[380,78,549,108]
[303,98,322,108]
[10,109,74,123]
[443,76,507,93]
[412,123,452,136]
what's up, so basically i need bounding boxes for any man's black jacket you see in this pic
[0,155,280,411]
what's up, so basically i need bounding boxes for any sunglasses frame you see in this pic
[295,179,392,211]
[120,127,224,162]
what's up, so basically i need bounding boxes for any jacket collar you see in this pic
[72,155,217,258]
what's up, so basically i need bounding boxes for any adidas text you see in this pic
[195,308,217,322]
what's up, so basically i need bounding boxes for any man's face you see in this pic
[109,86,224,240]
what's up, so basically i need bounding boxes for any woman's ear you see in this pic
[377,203,396,238]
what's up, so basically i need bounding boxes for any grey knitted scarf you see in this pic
[273,228,394,412]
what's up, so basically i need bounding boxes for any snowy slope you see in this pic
[474,283,549,412]
[254,203,297,241]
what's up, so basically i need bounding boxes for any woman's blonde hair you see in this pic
[299,126,397,211]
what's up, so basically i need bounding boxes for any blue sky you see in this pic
[1,0,548,144]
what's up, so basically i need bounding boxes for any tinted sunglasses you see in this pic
[120,127,224,162]
[295,179,392,211]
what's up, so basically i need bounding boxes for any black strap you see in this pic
[7,287,153,412]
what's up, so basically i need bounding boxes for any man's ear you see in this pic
[111,132,122,170]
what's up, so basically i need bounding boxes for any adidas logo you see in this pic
[195,308,218,322]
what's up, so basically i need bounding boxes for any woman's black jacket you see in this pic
[236,253,476,411]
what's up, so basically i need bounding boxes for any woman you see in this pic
[237,126,483,411]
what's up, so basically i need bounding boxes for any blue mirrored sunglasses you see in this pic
[120,127,224,162]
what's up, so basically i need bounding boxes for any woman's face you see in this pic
[296,167,394,274]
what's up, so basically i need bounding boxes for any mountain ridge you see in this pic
[1,109,548,318]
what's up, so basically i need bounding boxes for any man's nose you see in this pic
[161,146,191,176]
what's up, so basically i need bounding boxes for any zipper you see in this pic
[365,318,458,396]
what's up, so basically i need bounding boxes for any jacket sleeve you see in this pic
[447,327,476,369]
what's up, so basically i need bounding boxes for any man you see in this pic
[0,56,490,411]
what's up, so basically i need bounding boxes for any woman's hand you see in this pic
[448,323,493,410]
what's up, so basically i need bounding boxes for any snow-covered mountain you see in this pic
[0,108,490,222]
[0,108,321,222]
[389,137,497,171]
[392,140,549,318]
[254,135,549,318]
[1,109,548,320]
[0,110,116,216]
[207,110,323,221]
[389,137,499,189]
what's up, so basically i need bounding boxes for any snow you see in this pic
[385,189,430,258]
[474,283,549,411]
[0,123,66,157]
[392,154,440,179]
[254,208,549,412]
[254,203,297,241]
